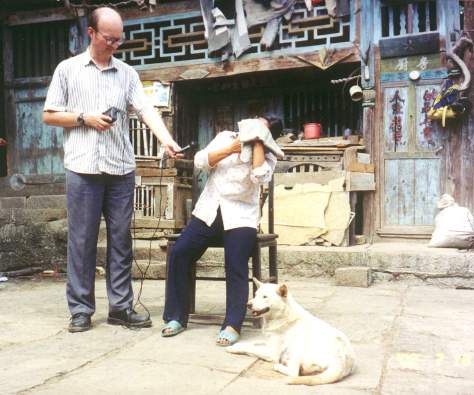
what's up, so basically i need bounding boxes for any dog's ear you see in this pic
[277,284,288,298]
[253,277,263,289]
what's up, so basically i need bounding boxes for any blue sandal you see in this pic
[216,329,240,347]
[161,320,185,337]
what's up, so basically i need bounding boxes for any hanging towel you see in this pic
[238,118,285,163]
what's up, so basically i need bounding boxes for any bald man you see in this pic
[43,7,180,333]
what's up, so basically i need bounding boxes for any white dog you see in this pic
[227,279,355,385]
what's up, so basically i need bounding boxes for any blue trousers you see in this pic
[65,169,135,316]
[163,209,256,332]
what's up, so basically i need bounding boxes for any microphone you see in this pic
[176,141,198,153]
[160,141,198,169]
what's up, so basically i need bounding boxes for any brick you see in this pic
[0,197,26,209]
[10,209,67,225]
[335,266,372,287]
[26,195,67,209]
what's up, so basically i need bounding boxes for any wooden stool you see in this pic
[164,178,278,328]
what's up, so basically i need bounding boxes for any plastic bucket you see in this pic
[303,123,321,139]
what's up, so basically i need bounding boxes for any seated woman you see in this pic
[162,116,282,346]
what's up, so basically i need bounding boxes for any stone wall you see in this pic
[0,195,68,273]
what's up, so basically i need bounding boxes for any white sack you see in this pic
[428,194,474,248]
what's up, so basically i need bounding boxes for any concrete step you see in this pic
[97,239,168,262]
[98,241,474,287]
[131,259,246,280]
[132,260,166,280]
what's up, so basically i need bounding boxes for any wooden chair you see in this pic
[165,177,278,328]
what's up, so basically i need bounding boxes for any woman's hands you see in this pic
[208,137,241,168]
[227,137,241,155]
[252,140,265,169]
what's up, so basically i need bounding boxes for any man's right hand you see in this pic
[163,141,184,159]
[84,113,114,131]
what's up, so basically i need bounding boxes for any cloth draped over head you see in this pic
[237,118,285,163]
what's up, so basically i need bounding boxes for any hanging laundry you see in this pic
[199,0,251,60]
[244,0,296,49]
[214,0,236,19]
[233,0,251,58]
[199,0,308,59]
[326,0,351,18]
[244,0,295,28]
[200,0,231,55]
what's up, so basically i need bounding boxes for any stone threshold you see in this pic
[97,241,474,287]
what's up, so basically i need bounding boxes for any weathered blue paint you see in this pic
[415,84,442,151]
[383,87,409,153]
[377,1,439,38]
[382,78,443,227]
[380,69,447,82]
[360,0,376,89]
[15,88,64,176]
[437,0,461,52]
[414,158,440,224]
[384,159,400,225]
[68,16,89,55]
[384,158,440,226]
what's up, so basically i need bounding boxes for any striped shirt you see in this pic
[44,48,152,175]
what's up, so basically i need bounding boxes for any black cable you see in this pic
[132,144,165,317]
[128,123,194,320]
[128,119,163,321]
[117,115,157,323]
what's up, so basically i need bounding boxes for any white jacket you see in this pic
[192,131,276,230]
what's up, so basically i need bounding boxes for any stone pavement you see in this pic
[1,276,474,395]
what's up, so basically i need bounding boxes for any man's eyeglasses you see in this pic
[95,30,125,46]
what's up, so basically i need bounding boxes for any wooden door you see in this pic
[1,20,72,196]
[14,86,64,176]
[379,80,443,236]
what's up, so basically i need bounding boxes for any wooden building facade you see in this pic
[0,0,470,243]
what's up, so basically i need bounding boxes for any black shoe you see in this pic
[68,313,92,333]
[107,309,152,328]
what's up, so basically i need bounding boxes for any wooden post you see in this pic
[2,24,15,177]
[360,0,376,242]
[460,1,474,211]
[0,23,5,177]
[361,104,376,242]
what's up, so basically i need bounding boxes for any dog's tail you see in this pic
[286,349,354,387]
[286,366,347,386]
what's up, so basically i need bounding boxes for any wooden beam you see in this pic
[379,32,440,59]
[122,1,200,21]
[2,25,17,177]
[6,7,79,26]
[376,226,434,238]
[131,218,184,229]
[274,170,345,187]
[138,47,360,82]
[345,172,375,191]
